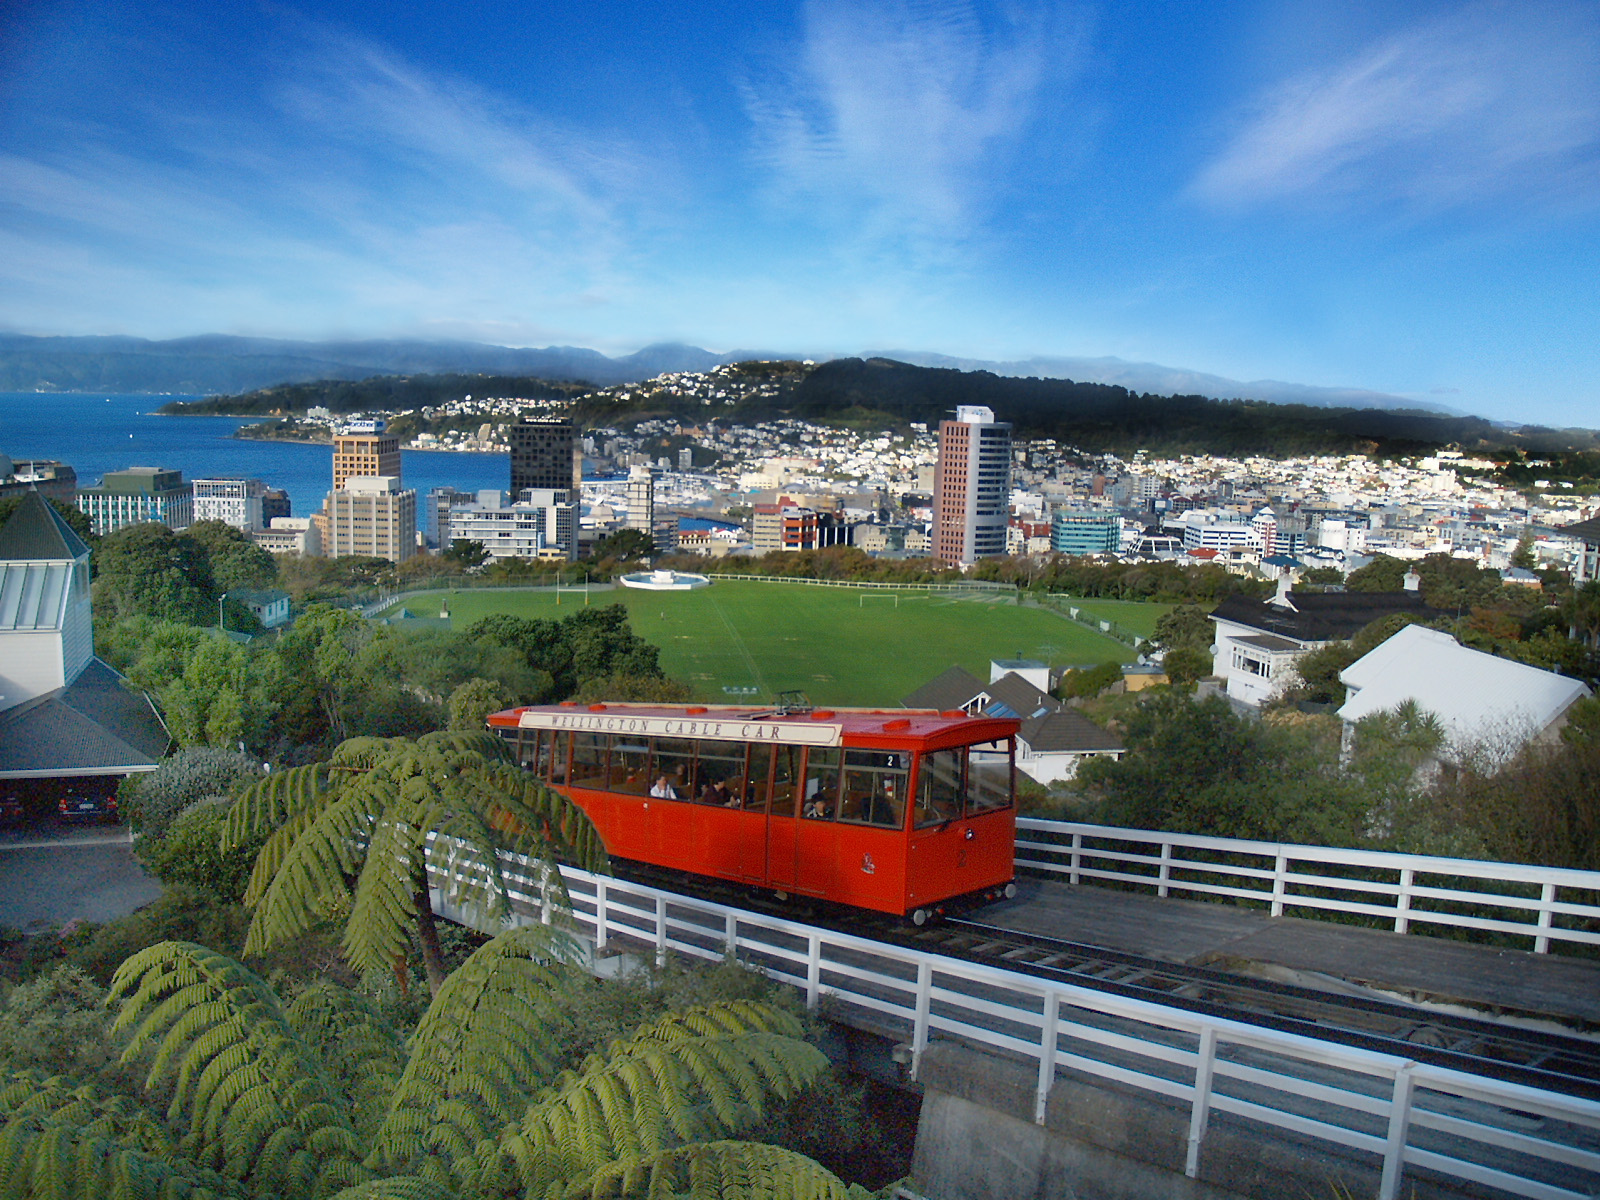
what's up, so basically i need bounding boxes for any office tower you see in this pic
[325,476,416,563]
[191,478,267,530]
[625,464,655,534]
[510,416,580,496]
[261,488,291,524]
[77,467,193,535]
[932,406,1011,566]
[332,420,400,490]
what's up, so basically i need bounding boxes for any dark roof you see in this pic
[902,665,986,711]
[1559,516,1600,544]
[0,491,89,562]
[983,673,1057,720]
[0,659,170,778]
[1018,709,1124,753]
[1210,590,1439,644]
[1232,633,1304,652]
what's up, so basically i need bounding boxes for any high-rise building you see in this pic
[191,478,268,530]
[332,420,400,491]
[77,467,193,535]
[510,417,580,496]
[932,406,1011,566]
[1050,509,1121,556]
[625,464,655,534]
[325,476,416,562]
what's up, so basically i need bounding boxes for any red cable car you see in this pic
[487,700,1020,922]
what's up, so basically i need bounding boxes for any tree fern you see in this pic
[368,929,581,1185]
[0,1113,251,1200]
[227,735,608,993]
[109,942,367,1198]
[563,1140,873,1200]
[0,1070,174,1159]
[327,1177,461,1200]
[285,986,408,1141]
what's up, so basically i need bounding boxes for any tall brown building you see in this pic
[932,405,1011,567]
[332,420,401,490]
[510,417,580,496]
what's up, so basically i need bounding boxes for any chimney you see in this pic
[1269,569,1297,610]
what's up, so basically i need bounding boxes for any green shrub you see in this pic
[118,747,261,837]
[137,801,265,902]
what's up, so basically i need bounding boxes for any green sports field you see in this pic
[380,581,1145,707]
[1048,596,1178,640]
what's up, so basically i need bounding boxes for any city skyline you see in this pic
[3,1,1598,426]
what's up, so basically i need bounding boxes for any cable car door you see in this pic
[763,744,803,891]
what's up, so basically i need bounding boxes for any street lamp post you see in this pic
[218,591,228,633]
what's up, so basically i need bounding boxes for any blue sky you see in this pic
[2,0,1598,425]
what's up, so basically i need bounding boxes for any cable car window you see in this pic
[743,745,772,813]
[802,747,841,819]
[695,740,746,806]
[649,737,695,801]
[609,739,651,795]
[841,750,908,829]
[914,748,965,828]
[772,744,803,818]
[967,741,1014,814]
[570,732,607,789]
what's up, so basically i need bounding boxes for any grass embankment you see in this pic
[384,581,1151,707]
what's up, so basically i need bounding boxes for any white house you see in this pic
[1338,625,1590,767]
[0,493,169,781]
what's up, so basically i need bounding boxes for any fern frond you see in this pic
[0,1069,174,1158]
[224,762,332,848]
[417,728,514,763]
[0,1109,251,1200]
[243,793,376,958]
[341,813,426,977]
[327,1176,462,1200]
[331,736,413,770]
[107,941,366,1196]
[487,1022,828,1197]
[286,985,409,1140]
[368,928,580,1184]
[562,1139,870,1200]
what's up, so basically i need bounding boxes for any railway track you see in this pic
[607,862,1600,1100]
[882,915,1600,1101]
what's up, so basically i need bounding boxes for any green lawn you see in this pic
[1046,595,1181,640]
[381,581,1140,707]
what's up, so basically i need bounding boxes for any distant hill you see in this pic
[162,357,1600,458]
[0,331,1462,413]
[0,333,734,394]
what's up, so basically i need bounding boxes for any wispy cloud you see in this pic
[0,15,652,339]
[1191,3,1600,211]
[741,0,1078,256]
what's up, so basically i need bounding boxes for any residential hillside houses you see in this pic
[903,661,1124,785]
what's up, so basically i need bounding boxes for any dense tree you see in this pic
[447,677,511,730]
[1079,693,1367,844]
[442,538,490,569]
[116,745,262,838]
[93,523,216,625]
[591,527,655,562]
[224,730,608,994]
[184,519,278,591]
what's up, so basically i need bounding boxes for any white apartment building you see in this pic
[447,488,577,562]
[251,516,322,557]
[192,477,268,530]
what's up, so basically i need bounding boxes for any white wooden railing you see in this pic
[437,857,1600,1200]
[1016,820,1600,955]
